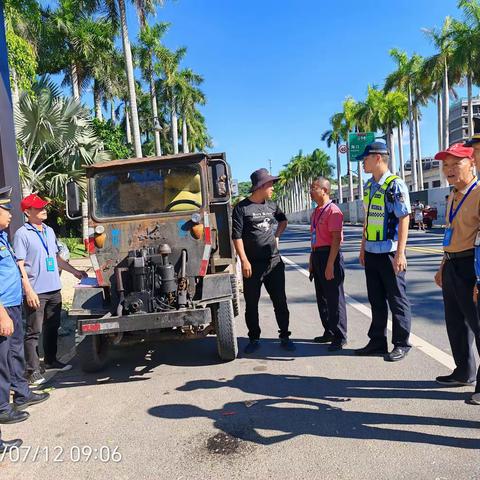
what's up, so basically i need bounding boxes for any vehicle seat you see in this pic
[164,172,202,212]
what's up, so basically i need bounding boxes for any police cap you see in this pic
[355,142,390,161]
[0,186,12,210]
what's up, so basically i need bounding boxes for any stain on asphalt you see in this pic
[253,366,267,371]
[207,433,240,455]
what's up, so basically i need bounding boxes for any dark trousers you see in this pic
[364,251,411,347]
[442,257,480,390]
[0,306,30,413]
[312,249,347,342]
[243,258,290,340]
[24,290,62,372]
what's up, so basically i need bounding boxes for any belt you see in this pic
[312,246,331,252]
[444,249,474,260]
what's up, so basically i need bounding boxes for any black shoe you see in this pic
[354,342,388,356]
[468,393,480,405]
[0,409,29,424]
[436,374,475,387]
[280,338,296,351]
[44,360,72,372]
[244,340,260,354]
[385,346,409,362]
[313,333,335,343]
[0,438,23,454]
[26,370,46,386]
[328,341,347,352]
[14,392,50,411]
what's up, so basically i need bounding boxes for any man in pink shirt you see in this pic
[309,177,347,350]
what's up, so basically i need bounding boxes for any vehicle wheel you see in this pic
[214,300,238,361]
[78,335,110,372]
[230,274,241,318]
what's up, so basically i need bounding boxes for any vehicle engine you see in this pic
[117,244,189,314]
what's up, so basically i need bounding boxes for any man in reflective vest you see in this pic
[355,142,412,361]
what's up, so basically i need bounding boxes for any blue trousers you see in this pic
[364,252,412,347]
[0,305,30,413]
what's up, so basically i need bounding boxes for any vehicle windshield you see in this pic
[92,164,203,219]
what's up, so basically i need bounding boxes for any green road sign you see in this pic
[348,132,376,162]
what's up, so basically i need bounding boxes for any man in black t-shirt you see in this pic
[232,168,295,354]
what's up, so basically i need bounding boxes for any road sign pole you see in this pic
[0,2,22,233]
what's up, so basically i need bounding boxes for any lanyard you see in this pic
[449,181,478,224]
[312,201,333,231]
[28,223,49,256]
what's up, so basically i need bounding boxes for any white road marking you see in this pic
[281,255,455,370]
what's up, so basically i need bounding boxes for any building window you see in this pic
[423,182,429,189]
[432,180,441,188]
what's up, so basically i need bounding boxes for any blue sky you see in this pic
[122,0,471,181]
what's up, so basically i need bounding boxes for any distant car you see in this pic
[409,206,437,229]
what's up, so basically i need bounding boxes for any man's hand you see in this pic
[74,269,88,280]
[474,285,478,304]
[393,251,407,274]
[241,258,252,279]
[0,314,14,337]
[434,268,443,288]
[359,248,365,267]
[325,262,334,281]
[26,288,40,309]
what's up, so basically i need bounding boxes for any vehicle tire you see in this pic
[214,300,238,361]
[230,274,241,318]
[78,334,110,372]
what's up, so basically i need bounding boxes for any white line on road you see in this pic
[281,255,455,370]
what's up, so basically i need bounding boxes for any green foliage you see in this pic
[4,0,40,93]
[92,118,132,159]
[15,77,112,200]
[59,237,87,258]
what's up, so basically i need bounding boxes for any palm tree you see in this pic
[157,46,187,154]
[450,6,480,138]
[176,68,206,153]
[14,77,111,198]
[423,17,461,150]
[136,22,170,156]
[385,49,423,191]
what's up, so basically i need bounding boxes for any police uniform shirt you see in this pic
[445,177,480,254]
[364,170,412,254]
[0,231,22,307]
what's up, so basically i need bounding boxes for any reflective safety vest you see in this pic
[363,175,398,242]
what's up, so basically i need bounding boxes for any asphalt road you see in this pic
[2,225,479,480]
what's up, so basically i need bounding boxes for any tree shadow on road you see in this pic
[149,373,480,449]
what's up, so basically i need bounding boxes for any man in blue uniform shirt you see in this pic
[0,186,49,454]
[355,142,413,361]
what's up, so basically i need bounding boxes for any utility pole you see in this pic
[268,159,272,174]
[0,2,22,233]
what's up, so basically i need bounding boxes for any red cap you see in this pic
[434,143,474,161]
[21,194,50,211]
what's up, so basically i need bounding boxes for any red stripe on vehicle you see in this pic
[199,259,209,277]
[204,226,211,244]
[82,323,100,333]
[94,269,104,285]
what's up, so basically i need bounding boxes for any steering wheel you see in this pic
[165,199,202,211]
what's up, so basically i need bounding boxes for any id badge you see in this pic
[443,228,453,247]
[46,257,55,272]
[311,231,316,246]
